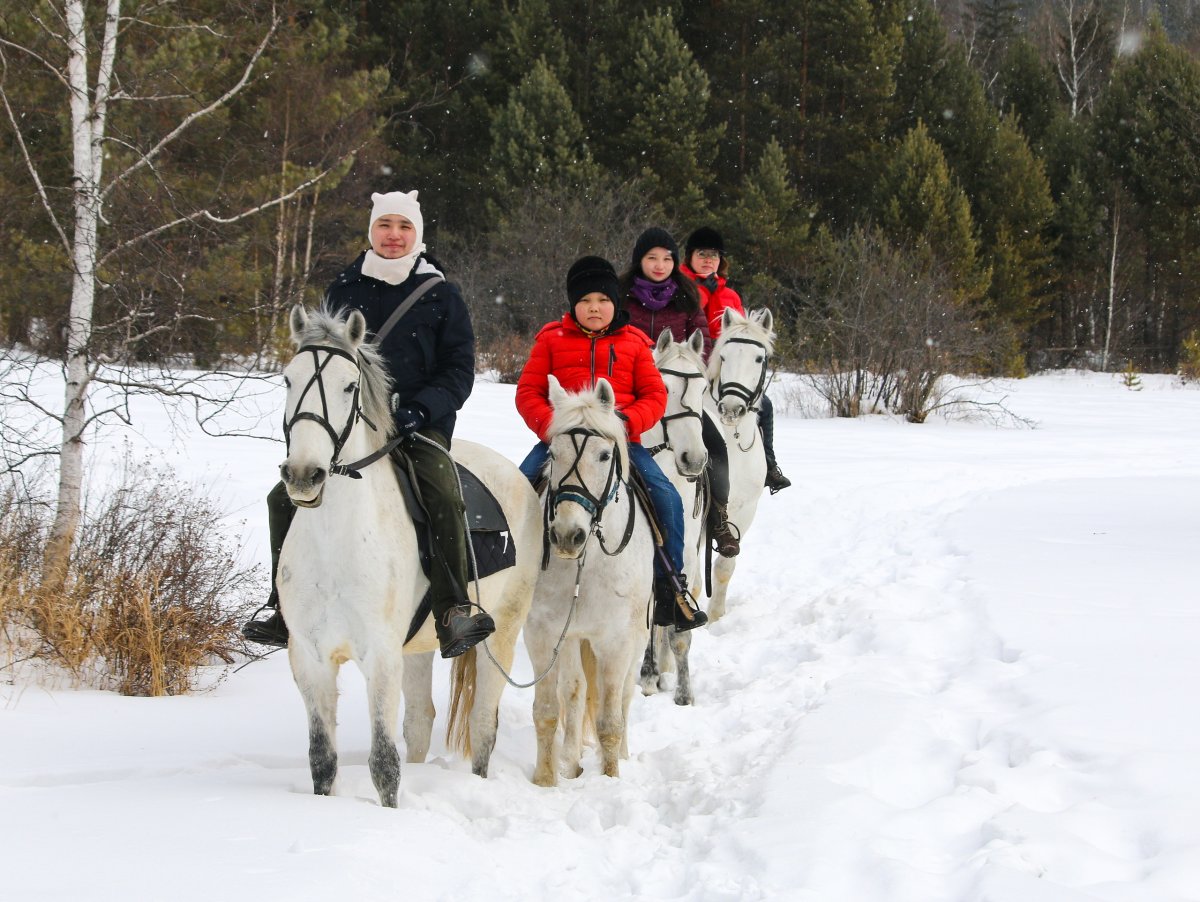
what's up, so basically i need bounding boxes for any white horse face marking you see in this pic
[280,346,362,506]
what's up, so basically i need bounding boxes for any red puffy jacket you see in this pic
[681,263,745,344]
[516,315,666,444]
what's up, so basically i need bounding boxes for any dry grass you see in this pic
[0,463,262,696]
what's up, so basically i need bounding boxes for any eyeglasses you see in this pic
[695,250,720,260]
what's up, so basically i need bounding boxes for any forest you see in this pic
[3,0,1200,381]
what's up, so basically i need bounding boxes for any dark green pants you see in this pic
[267,428,470,618]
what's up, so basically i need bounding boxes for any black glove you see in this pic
[393,404,427,436]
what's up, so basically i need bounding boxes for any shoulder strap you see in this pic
[373,275,445,345]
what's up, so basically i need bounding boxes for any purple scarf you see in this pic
[631,276,678,311]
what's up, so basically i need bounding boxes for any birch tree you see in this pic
[0,1,366,579]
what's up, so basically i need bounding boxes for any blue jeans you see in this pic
[520,441,684,577]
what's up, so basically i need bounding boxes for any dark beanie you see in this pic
[685,226,725,255]
[566,255,620,307]
[631,227,679,271]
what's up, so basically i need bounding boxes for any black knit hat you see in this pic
[566,255,621,307]
[685,226,725,255]
[631,227,679,272]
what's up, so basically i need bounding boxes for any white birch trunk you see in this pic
[46,0,121,575]
[1102,201,1120,372]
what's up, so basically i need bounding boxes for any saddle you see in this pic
[390,449,516,644]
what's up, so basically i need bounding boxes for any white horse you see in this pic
[704,307,775,621]
[277,305,541,807]
[524,376,654,786]
[639,328,708,706]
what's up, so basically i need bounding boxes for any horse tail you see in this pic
[581,640,599,744]
[446,647,477,758]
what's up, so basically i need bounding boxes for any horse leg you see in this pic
[402,651,435,764]
[466,609,521,777]
[528,632,561,787]
[596,651,630,778]
[558,641,586,780]
[669,626,694,706]
[638,629,660,696]
[289,647,340,798]
[709,553,737,621]
[363,654,403,808]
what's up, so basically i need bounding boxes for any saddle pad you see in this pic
[391,455,517,645]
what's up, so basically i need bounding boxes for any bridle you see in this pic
[543,426,636,565]
[645,365,706,465]
[710,336,773,414]
[281,345,383,486]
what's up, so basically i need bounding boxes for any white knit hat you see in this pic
[368,190,423,246]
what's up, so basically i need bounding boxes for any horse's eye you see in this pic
[598,450,611,462]
[755,355,764,364]
[344,381,358,394]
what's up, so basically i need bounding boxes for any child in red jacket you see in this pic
[516,255,707,631]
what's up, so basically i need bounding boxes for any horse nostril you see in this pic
[280,463,292,482]
[571,528,586,547]
[549,526,560,546]
[313,467,327,485]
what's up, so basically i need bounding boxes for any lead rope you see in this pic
[413,431,582,689]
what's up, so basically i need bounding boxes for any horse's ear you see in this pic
[757,307,774,334]
[547,374,567,408]
[687,329,705,356]
[722,307,740,331]
[594,377,616,411]
[289,305,308,343]
[655,328,674,355]
[346,309,368,348]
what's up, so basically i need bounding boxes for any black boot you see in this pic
[758,397,791,495]
[241,590,289,648]
[653,574,708,632]
[707,500,741,557]
[765,465,792,495]
[435,603,496,659]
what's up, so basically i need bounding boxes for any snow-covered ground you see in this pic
[2,370,1198,902]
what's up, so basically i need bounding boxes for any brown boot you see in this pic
[765,464,792,495]
[435,603,496,659]
[708,501,741,557]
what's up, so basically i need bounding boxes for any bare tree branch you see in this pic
[0,35,70,87]
[100,6,280,203]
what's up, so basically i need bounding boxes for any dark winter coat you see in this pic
[623,294,712,360]
[326,252,474,439]
[515,314,666,444]
[680,263,744,345]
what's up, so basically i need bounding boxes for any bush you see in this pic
[0,461,263,695]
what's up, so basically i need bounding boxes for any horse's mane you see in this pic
[295,306,397,440]
[707,310,776,384]
[546,386,630,479]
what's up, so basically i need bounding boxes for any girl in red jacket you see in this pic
[619,227,740,556]
[681,226,791,494]
[516,255,707,631]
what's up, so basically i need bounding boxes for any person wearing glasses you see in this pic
[681,227,791,494]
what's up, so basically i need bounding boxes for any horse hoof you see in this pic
[532,771,557,788]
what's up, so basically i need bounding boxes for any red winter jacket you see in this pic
[516,315,666,444]
[681,263,745,345]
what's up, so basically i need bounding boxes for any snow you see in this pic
[2,369,1198,902]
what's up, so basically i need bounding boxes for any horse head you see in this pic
[544,375,629,560]
[279,305,395,508]
[708,307,775,426]
[647,328,708,479]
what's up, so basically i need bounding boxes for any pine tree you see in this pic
[875,121,989,306]
[598,9,720,218]
[488,58,599,209]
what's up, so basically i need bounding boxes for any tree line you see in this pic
[4,0,1200,377]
